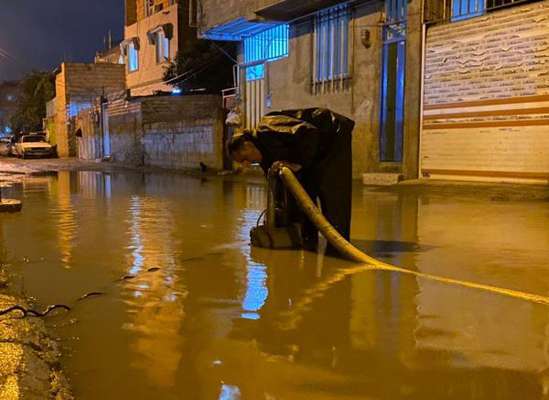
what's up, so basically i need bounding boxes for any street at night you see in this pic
[1,0,549,399]
[0,163,547,399]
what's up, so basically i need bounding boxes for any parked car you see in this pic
[13,134,55,159]
[0,138,11,156]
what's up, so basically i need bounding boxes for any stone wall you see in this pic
[421,1,549,182]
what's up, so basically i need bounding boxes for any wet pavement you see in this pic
[0,170,548,399]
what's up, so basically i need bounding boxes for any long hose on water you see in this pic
[278,167,549,307]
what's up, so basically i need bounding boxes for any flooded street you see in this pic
[1,170,548,399]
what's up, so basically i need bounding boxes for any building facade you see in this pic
[421,0,549,184]
[199,0,424,180]
[48,63,126,157]
[197,0,549,184]
[122,0,196,96]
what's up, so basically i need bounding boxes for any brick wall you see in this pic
[64,63,126,98]
[421,2,549,182]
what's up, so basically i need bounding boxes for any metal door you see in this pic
[244,63,266,129]
[380,38,406,162]
[101,104,111,158]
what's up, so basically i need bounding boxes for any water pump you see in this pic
[250,173,303,249]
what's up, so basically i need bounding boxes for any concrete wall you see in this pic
[107,98,144,165]
[107,95,225,170]
[265,2,386,179]
[199,0,424,180]
[125,3,180,96]
[199,0,258,30]
[53,63,126,157]
[142,95,225,170]
[422,1,549,183]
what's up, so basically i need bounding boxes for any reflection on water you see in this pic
[1,170,548,399]
[123,194,186,388]
[51,171,77,268]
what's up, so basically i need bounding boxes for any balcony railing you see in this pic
[487,0,541,10]
[424,0,542,24]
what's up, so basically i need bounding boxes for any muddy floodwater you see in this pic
[1,170,549,399]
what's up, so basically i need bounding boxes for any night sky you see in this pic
[0,1,124,82]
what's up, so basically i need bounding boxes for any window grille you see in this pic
[451,0,484,20]
[313,3,350,84]
[487,0,541,10]
[244,24,289,81]
[386,0,407,23]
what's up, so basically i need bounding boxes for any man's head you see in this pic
[227,131,263,167]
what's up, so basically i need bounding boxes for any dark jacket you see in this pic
[251,108,355,174]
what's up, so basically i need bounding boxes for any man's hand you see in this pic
[269,161,302,177]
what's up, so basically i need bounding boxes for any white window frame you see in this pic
[313,3,350,85]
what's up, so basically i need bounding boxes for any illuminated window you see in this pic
[452,0,484,20]
[128,42,139,72]
[314,3,350,83]
[244,24,289,81]
[155,31,170,63]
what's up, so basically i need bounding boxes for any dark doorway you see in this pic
[380,38,405,162]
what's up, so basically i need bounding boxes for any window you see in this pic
[155,31,170,63]
[386,0,407,23]
[128,41,139,72]
[314,4,350,83]
[244,24,289,81]
[452,0,484,20]
[452,0,541,21]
